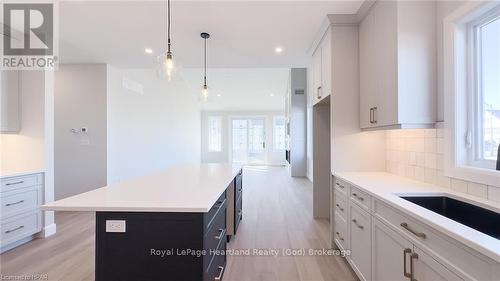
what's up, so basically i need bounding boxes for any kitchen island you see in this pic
[42,163,243,281]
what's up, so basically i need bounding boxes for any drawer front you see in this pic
[1,186,41,220]
[204,207,226,269]
[204,239,226,281]
[349,203,371,281]
[204,192,226,232]
[350,185,371,211]
[234,196,242,233]
[374,200,494,281]
[1,211,41,245]
[1,174,42,193]
[334,190,348,221]
[334,178,349,196]
[333,212,348,251]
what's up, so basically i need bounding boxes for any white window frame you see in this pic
[273,116,286,152]
[467,7,500,170]
[443,1,500,187]
[207,116,223,152]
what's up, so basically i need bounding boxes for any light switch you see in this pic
[106,220,126,233]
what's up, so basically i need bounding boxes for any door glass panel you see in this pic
[248,118,265,163]
[232,119,248,163]
[231,117,266,164]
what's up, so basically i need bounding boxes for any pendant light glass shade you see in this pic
[201,84,209,101]
[157,51,176,81]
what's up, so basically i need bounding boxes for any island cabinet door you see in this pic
[412,246,465,281]
[371,217,413,281]
[95,212,205,281]
[349,203,372,281]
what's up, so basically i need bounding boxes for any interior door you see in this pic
[232,119,248,163]
[247,118,266,164]
[231,117,266,164]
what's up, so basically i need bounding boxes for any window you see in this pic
[207,116,222,152]
[469,11,500,169]
[273,116,286,151]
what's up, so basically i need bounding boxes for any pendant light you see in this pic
[158,0,175,81]
[200,32,210,101]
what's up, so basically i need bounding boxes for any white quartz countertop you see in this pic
[42,164,242,213]
[0,169,44,179]
[334,172,500,263]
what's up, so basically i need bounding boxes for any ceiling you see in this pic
[58,1,364,68]
[178,68,289,110]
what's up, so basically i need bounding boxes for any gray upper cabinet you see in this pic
[312,30,332,105]
[1,71,20,133]
[359,1,437,130]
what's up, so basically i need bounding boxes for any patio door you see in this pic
[231,117,266,164]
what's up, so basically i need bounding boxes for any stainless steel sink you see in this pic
[399,196,500,240]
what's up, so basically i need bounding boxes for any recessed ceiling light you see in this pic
[275,47,283,53]
[145,48,153,54]
[217,94,221,97]
[270,93,275,97]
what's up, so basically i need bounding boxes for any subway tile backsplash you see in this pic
[385,128,500,202]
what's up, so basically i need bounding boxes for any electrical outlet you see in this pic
[106,220,126,233]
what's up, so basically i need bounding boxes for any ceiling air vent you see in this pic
[294,89,305,95]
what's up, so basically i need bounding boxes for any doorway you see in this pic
[231,117,266,164]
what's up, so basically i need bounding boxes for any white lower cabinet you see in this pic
[332,176,499,281]
[413,246,464,281]
[372,217,412,281]
[348,202,371,281]
[372,217,463,281]
[0,173,43,253]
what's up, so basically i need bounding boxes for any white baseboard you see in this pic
[41,223,57,237]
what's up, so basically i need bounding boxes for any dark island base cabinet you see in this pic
[95,191,227,281]
[227,170,243,242]
[235,170,243,233]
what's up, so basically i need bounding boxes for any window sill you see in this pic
[445,165,500,187]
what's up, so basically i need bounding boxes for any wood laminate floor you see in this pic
[0,166,357,281]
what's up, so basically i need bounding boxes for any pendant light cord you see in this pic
[167,0,171,53]
[203,37,207,85]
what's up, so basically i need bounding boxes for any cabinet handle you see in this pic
[352,193,364,201]
[335,183,344,189]
[237,209,242,216]
[214,266,225,281]
[215,199,226,209]
[5,225,24,234]
[370,108,374,124]
[352,219,364,230]
[6,180,24,186]
[214,228,225,240]
[317,86,322,99]
[335,204,344,212]
[400,222,426,239]
[373,107,378,124]
[335,231,344,241]
[410,252,418,281]
[6,200,24,206]
[403,248,412,278]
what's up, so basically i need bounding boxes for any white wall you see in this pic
[306,66,314,181]
[107,67,201,183]
[1,71,45,172]
[436,1,465,122]
[54,64,108,200]
[201,110,285,165]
